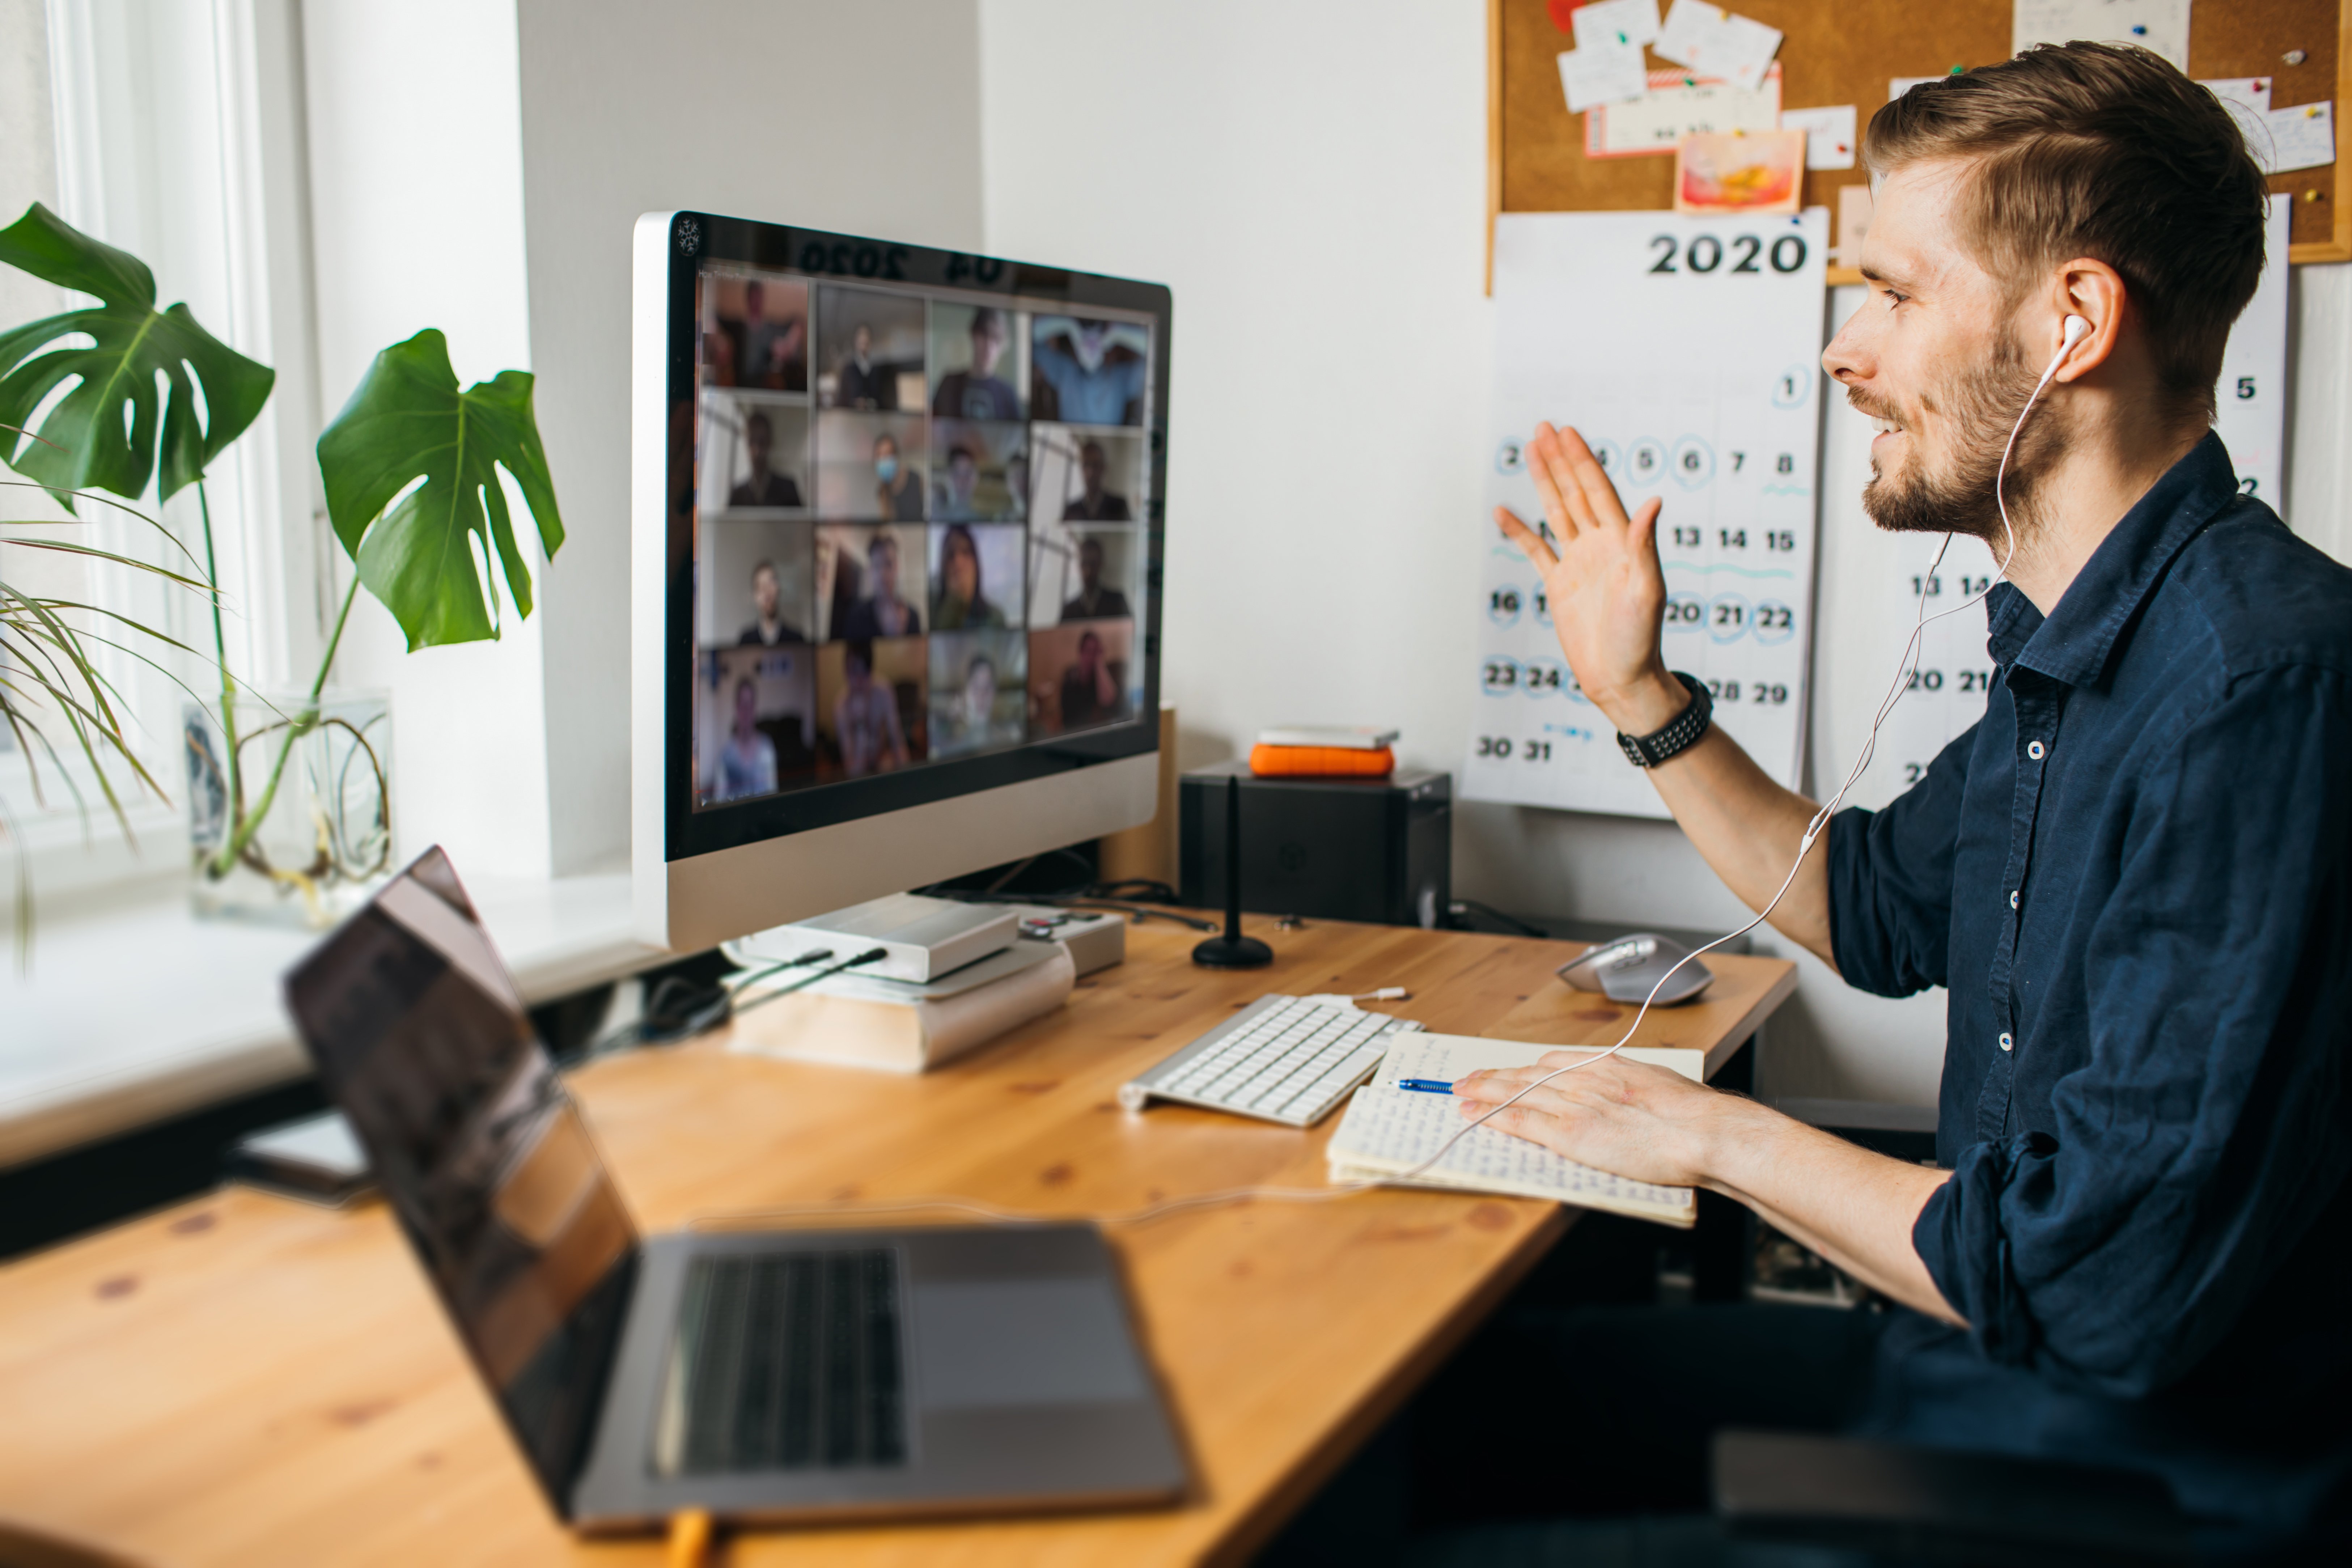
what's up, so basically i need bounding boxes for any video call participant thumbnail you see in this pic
[830,526,923,640]
[929,629,1027,758]
[817,636,923,779]
[931,419,1027,521]
[708,275,807,392]
[698,646,815,806]
[817,285,925,411]
[728,407,804,510]
[739,559,805,646]
[932,523,1021,631]
[1060,438,1131,522]
[1031,315,1149,426]
[1060,534,1132,622]
[1029,618,1133,734]
[932,305,1024,421]
[874,433,923,520]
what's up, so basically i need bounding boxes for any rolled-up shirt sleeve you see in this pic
[1915,664,2352,1397]
[1827,724,1978,997]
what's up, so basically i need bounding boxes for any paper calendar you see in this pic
[1469,209,1829,818]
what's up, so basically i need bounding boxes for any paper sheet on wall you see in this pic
[1470,210,1828,819]
[2012,0,2189,73]
[1835,195,2293,804]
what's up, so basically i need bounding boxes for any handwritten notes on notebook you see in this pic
[1327,1084,1697,1228]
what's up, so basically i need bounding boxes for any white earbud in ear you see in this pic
[2044,315,2091,377]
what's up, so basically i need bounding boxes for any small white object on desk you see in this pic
[730,938,1074,1074]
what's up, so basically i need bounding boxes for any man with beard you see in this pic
[1395,43,2352,1561]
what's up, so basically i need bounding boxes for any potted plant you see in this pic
[0,203,564,929]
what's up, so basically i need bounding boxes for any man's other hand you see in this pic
[1452,1051,1741,1189]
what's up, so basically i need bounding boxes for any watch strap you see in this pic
[1616,673,1712,768]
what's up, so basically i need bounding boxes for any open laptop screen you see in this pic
[283,847,639,1512]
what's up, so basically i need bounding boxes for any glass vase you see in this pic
[184,688,394,927]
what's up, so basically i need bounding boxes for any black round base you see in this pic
[1191,933,1274,969]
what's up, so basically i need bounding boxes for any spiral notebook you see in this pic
[1325,1033,1699,1229]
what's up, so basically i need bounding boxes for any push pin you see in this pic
[2285,49,2308,67]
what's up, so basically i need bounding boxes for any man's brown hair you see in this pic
[1862,42,2269,417]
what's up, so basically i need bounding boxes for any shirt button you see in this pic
[2028,740,2046,759]
[1999,1032,2014,1052]
[2010,890,2020,910]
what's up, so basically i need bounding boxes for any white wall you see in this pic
[302,0,550,878]
[514,0,985,874]
[978,0,2352,1107]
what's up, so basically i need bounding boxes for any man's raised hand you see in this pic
[1493,422,1684,736]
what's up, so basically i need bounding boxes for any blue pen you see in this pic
[1398,1078,1455,1095]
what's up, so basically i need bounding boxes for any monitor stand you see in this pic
[1192,774,1272,969]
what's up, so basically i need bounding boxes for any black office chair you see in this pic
[1711,1429,2200,1567]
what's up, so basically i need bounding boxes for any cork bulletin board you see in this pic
[1487,0,2352,285]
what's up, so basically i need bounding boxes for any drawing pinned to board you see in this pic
[1675,130,1805,214]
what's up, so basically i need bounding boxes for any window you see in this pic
[1,0,327,906]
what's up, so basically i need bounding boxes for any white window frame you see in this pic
[1,0,330,910]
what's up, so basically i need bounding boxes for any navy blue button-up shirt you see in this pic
[1828,434,2352,1537]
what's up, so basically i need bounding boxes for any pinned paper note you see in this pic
[1588,63,1780,157]
[1674,128,1805,215]
[1559,39,1650,114]
[2264,99,2336,174]
[1571,0,1662,50]
[1837,183,1875,268]
[2012,0,2189,74]
[1781,104,1857,170]
[1654,0,1782,93]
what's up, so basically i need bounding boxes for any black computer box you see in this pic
[1178,763,1452,929]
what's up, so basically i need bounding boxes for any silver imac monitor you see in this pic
[631,212,1169,952]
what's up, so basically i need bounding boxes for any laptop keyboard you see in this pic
[661,1249,907,1475]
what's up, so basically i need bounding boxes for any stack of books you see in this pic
[1249,725,1398,778]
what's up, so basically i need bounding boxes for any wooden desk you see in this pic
[0,918,1794,1567]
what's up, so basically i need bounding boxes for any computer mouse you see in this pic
[1556,932,1713,1006]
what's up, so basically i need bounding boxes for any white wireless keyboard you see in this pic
[1118,994,1421,1127]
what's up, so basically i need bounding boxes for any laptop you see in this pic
[281,847,1187,1531]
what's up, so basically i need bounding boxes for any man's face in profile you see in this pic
[752,564,779,620]
[870,536,899,598]
[1825,161,2045,541]
[1078,538,1104,590]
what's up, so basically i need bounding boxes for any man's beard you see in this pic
[1857,327,2059,542]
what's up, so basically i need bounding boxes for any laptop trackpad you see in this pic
[912,1278,1148,1410]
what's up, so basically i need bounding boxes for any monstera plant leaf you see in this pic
[0,203,274,503]
[317,328,564,649]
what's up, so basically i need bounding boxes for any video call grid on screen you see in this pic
[693,260,1156,811]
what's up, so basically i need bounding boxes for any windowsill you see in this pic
[0,869,666,1170]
